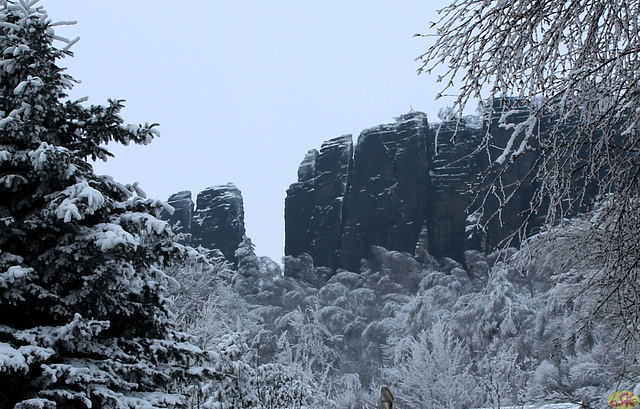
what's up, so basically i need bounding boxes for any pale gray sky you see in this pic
[45,1,453,263]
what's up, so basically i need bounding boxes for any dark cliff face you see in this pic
[284,108,546,271]
[427,120,483,260]
[466,100,544,252]
[164,191,194,242]
[285,113,434,272]
[162,184,246,262]
[340,113,431,271]
[192,183,246,261]
[284,135,353,269]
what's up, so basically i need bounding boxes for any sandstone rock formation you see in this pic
[162,183,246,262]
[340,112,431,271]
[284,107,544,271]
[159,103,565,273]
[192,183,245,261]
[285,135,353,269]
[164,191,194,243]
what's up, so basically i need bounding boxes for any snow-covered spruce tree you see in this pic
[0,2,210,407]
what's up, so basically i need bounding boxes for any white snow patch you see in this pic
[0,265,33,288]
[0,342,28,373]
[87,223,138,251]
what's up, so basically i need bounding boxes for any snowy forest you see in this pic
[2,1,640,409]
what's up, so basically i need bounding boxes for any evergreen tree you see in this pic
[0,1,209,407]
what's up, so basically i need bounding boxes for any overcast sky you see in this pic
[44,1,453,263]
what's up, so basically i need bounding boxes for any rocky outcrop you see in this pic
[340,112,431,271]
[427,120,483,260]
[192,183,245,261]
[284,135,353,269]
[285,113,436,271]
[465,99,544,252]
[284,107,545,271]
[162,183,246,262]
[164,191,194,242]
